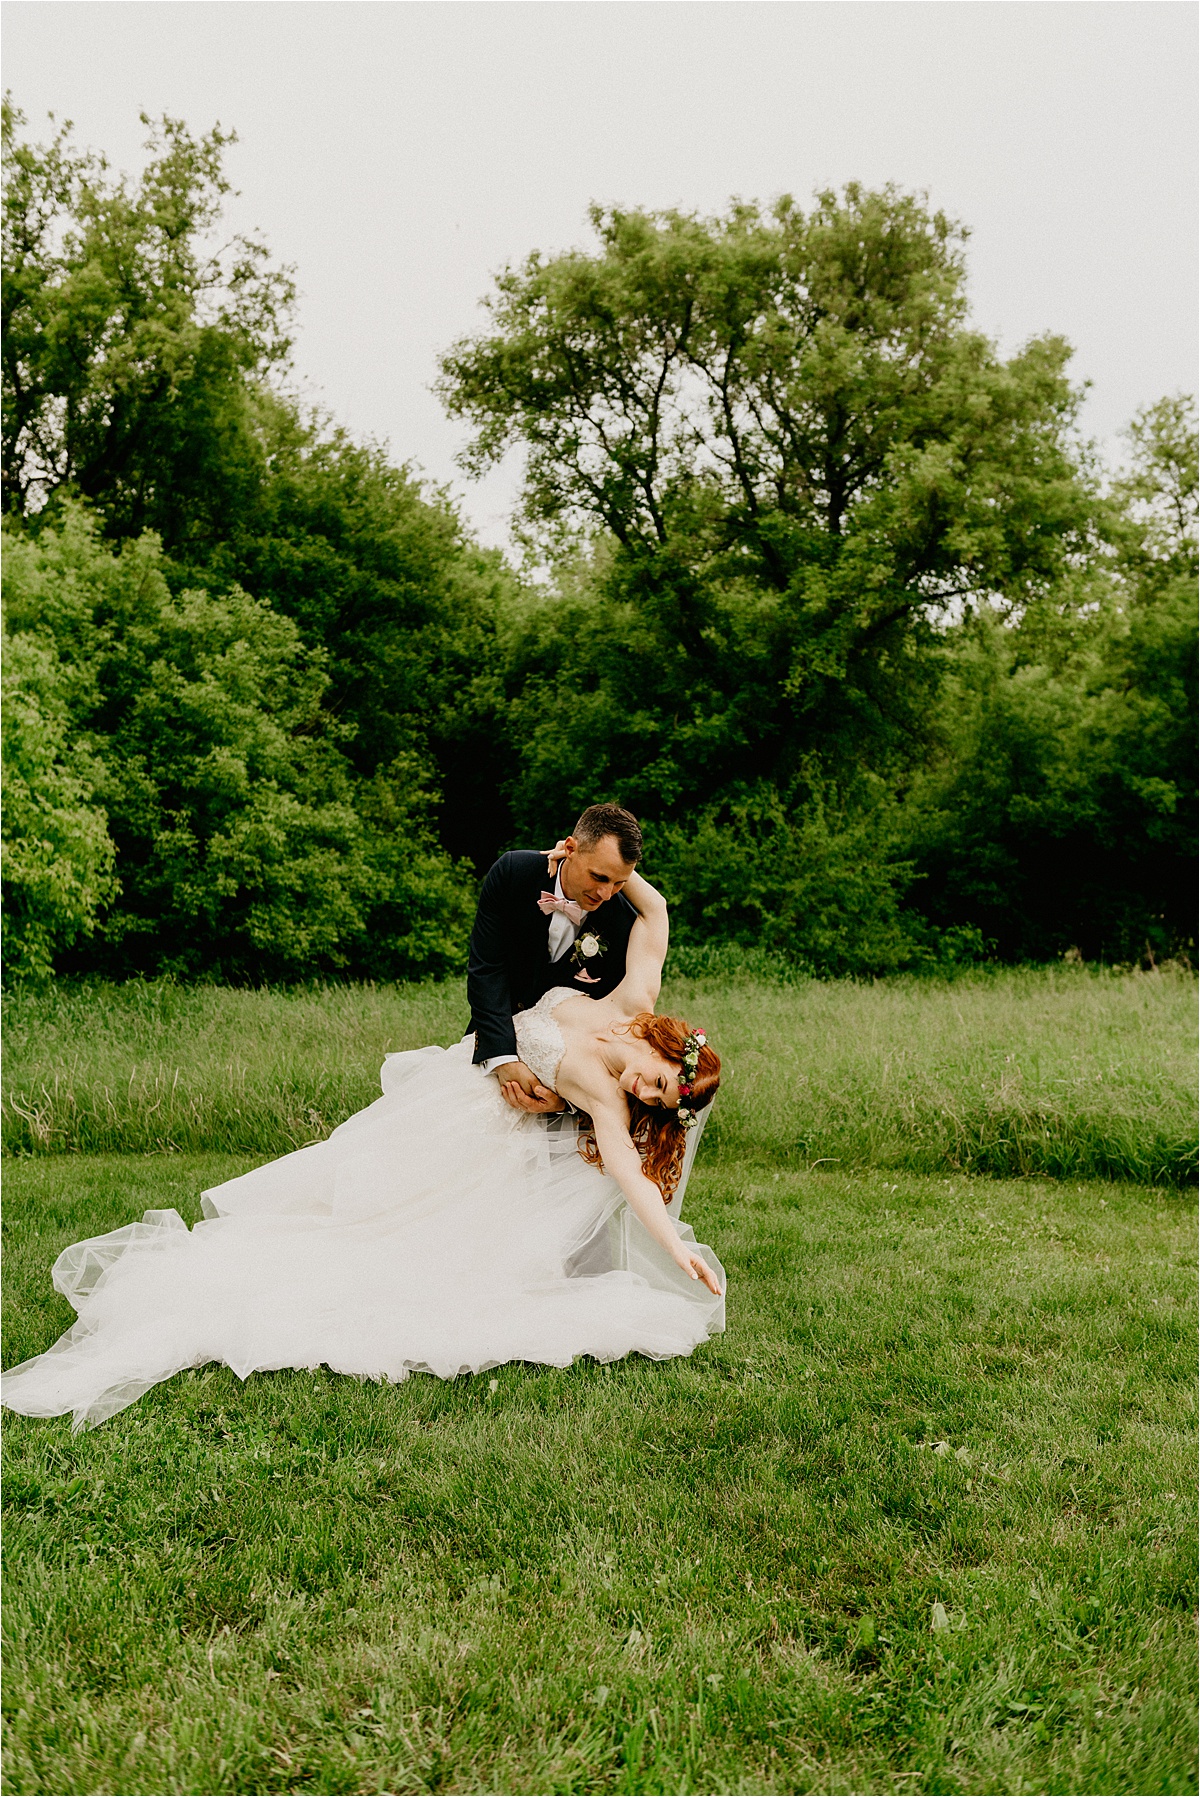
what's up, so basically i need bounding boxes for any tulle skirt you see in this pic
[2,1040,725,1430]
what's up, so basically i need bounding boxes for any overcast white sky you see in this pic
[5,0,1197,547]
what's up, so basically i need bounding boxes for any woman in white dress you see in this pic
[3,870,724,1431]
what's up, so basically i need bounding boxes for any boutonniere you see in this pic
[571,928,607,984]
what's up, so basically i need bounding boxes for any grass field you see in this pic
[3,965,1194,1183]
[2,968,1197,1795]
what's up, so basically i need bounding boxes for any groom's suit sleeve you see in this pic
[467,854,520,1066]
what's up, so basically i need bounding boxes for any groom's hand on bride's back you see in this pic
[493,1061,566,1115]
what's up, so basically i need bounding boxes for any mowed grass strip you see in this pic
[3,965,1195,1183]
[3,1152,1195,1795]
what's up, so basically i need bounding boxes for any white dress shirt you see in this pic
[482,867,579,1075]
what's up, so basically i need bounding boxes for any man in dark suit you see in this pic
[467,803,643,1113]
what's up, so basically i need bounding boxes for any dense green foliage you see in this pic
[0,616,116,978]
[1,507,475,981]
[2,106,290,542]
[440,191,1088,812]
[3,103,1195,981]
[903,396,1197,963]
[441,204,1195,969]
[1,102,499,981]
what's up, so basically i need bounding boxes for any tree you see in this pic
[1111,392,1198,574]
[441,189,1089,596]
[902,395,1196,962]
[194,394,521,870]
[6,97,1187,979]
[2,98,293,545]
[3,99,518,879]
[440,189,1099,968]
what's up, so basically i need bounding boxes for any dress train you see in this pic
[3,1029,724,1430]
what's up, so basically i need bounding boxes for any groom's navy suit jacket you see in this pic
[466,850,637,1065]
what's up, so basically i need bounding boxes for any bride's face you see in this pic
[617,1042,682,1109]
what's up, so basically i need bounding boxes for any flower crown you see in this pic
[676,1029,707,1130]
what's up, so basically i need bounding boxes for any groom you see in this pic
[467,803,644,1114]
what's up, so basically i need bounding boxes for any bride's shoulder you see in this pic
[554,989,629,1027]
[547,988,604,1028]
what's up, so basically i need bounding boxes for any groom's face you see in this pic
[559,834,636,912]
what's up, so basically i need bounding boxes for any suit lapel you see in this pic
[511,855,555,972]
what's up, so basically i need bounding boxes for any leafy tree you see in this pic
[194,395,520,869]
[4,94,1190,980]
[442,189,1089,591]
[2,98,293,546]
[3,100,517,879]
[903,396,1196,961]
[440,190,1099,967]
[1111,392,1198,573]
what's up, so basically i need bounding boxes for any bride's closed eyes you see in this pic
[623,1055,680,1108]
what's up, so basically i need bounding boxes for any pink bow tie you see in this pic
[538,891,585,927]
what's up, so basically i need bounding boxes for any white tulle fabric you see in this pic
[2,992,725,1431]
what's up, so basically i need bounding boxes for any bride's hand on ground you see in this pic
[674,1245,723,1297]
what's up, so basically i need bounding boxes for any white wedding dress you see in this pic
[3,989,725,1431]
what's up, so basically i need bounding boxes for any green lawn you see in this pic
[3,1140,1196,1794]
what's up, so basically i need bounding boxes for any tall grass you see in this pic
[1,980,465,1159]
[3,965,1194,1183]
[684,963,1196,1187]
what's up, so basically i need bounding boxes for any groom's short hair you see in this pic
[573,804,642,866]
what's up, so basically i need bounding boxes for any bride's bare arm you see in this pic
[589,1104,722,1296]
[609,870,669,1014]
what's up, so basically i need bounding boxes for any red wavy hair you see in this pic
[578,1013,721,1202]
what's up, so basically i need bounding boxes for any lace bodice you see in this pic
[513,986,577,1093]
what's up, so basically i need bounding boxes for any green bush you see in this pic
[1,508,473,982]
[0,628,116,980]
[649,779,989,978]
[903,576,1196,964]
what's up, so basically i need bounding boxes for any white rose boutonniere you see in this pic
[571,929,607,984]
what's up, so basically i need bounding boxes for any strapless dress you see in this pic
[512,982,576,1090]
[3,988,725,1430]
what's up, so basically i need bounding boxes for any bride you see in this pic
[3,870,725,1431]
